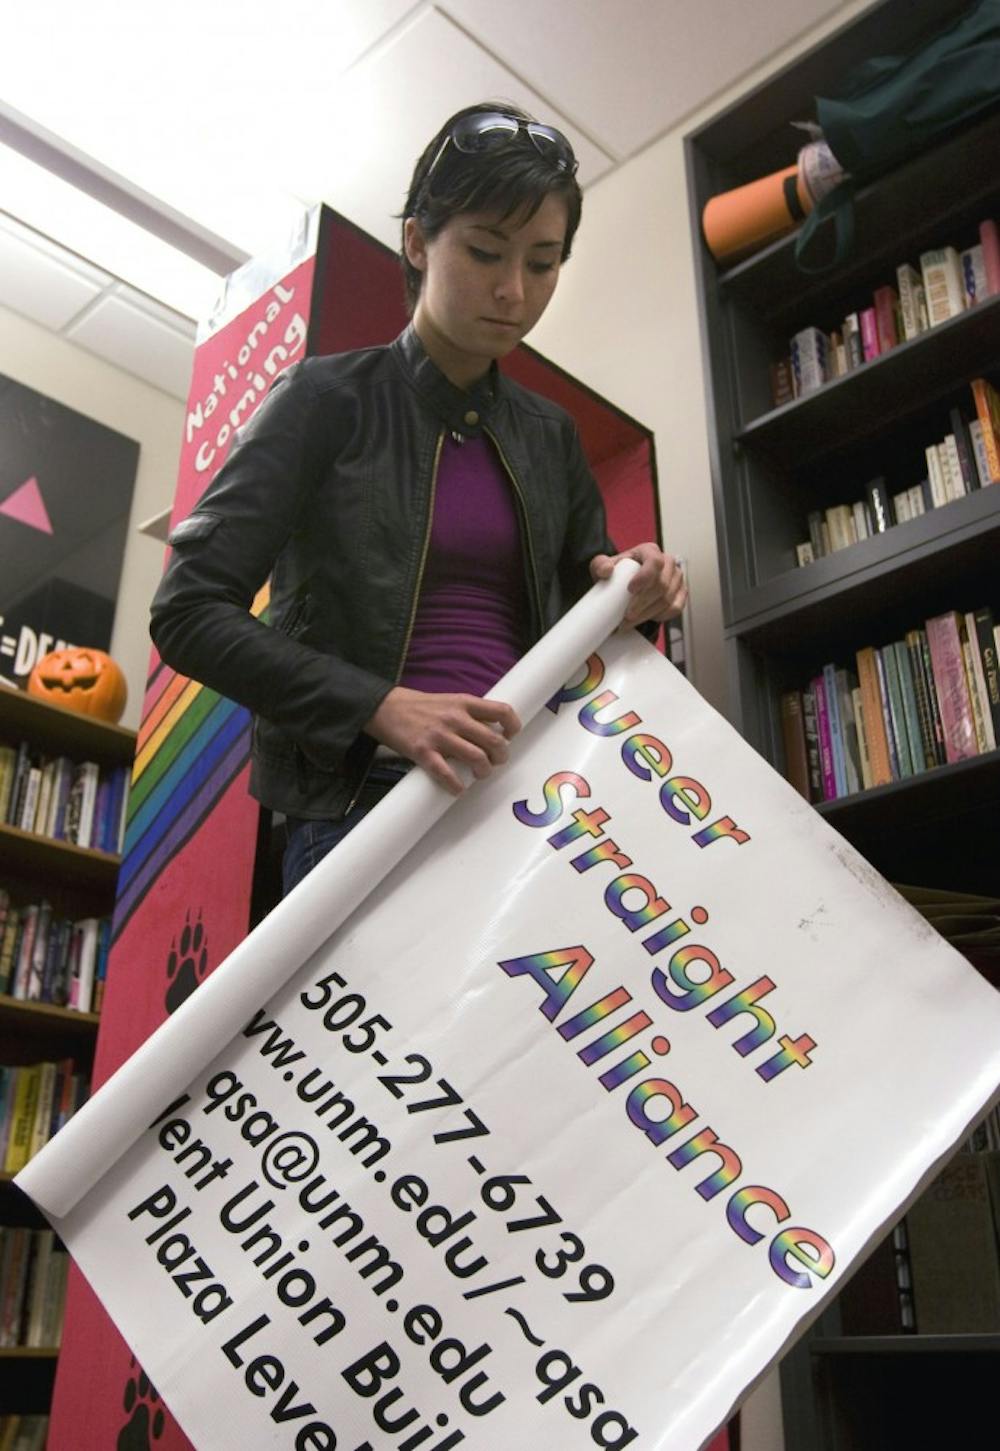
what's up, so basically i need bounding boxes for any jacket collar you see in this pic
[391,324,501,439]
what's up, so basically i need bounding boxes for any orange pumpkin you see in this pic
[28,647,128,723]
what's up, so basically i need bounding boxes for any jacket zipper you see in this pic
[483,424,544,638]
[342,427,445,815]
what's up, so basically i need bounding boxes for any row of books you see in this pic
[771,216,999,406]
[0,1418,48,1451]
[0,1059,89,1176]
[795,379,1000,565]
[0,1228,69,1349]
[0,891,109,1014]
[841,1147,1000,1338]
[0,739,129,856]
[781,606,1000,803]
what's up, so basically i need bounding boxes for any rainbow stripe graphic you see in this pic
[110,589,268,941]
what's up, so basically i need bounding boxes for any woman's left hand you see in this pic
[589,544,687,627]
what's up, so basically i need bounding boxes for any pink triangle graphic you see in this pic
[0,477,53,534]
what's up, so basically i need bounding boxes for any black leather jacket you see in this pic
[150,324,614,819]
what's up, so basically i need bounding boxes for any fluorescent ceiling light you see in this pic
[0,142,227,321]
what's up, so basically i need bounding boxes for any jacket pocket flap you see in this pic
[168,512,222,546]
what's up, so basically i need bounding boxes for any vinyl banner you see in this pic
[18,576,1000,1450]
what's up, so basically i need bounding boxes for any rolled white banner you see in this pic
[17,560,640,1218]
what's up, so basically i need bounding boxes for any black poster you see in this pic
[0,373,139,685]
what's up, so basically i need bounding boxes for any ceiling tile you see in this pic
[65,289,195,401]
[0,216,110,331]
[287,6,616,251]
[443,0,848,156]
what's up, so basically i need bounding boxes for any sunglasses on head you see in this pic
[425,111,579,187]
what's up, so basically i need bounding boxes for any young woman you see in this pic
[150,102,686,893]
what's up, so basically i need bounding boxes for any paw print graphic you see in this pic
[164,909,208,1015]
[118,1359,165,1449]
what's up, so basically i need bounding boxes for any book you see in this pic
[851,683,873,790]
[822,662,848,797]
[906,1151,1000,1332]
[963,635,992,753]
[919,246,965,324]
[864,477,891,533]
[825,504,854,552]
[813,672,837,799]
[948,407,979,494]
[892,641,925,778]
[970,607,1000,744]
[859,307,880,361]
[969,419,993,487]
[941,434,965,500]
[16,765,41,834]
[769,358,795,408]
[872,284,899,351]
[801,684,823,800]
[26,1063,57,1164]
[896,263,925,341]
[924,443,947,507]
[981,219,1000,297]
[873,647,901,779]
[960,244,987,307]
[790,327,829,395]
[879,644,913,777]
[75,761,100,850]
[780,691,811,800]
[855,646,893,787]
[835,669,861,796]
[970,377,1000,483]
[925,610,979,762]
[841,312,863,369]
[964,609,997,752]
[0,745,15,823]
[3,1067,41,1175]
[904,629,940,770]
[916,629,947,765]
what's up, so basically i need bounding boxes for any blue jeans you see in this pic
[282,763,408,895]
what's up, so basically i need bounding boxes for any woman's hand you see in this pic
[364,687,521,796]
[589,544,687,628]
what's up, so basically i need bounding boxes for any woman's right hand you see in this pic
[364,687,521,796]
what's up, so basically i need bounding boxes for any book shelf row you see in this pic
[0,1228,68,1351]
[772,216,999,405]
[795,379,999,567]
[781,605,999,804]
[0,1417,48,1451]
[0,740,129,857]
[0,1059,89,1178]
[0,891,109,1014]
[841,1139,1000,1341]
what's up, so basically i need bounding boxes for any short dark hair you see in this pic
[400,101,583,313]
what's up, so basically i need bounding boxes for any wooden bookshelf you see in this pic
[0,686,134,1414]
[686,1,1000,1445]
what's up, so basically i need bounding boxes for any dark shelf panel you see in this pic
[0,688,135,766]
[727,484,1000,647]
[810,1333,1000,1357]
[816,748,1000,831]
[735,293,1000,465]
[718,108,1000,321]
[0,824,121,896]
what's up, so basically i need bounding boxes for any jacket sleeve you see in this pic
[149,365,395,769]
[558,421,660,642]
[558,422,616,607]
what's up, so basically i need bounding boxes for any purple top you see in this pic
[400,433,527,696]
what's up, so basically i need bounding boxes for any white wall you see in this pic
[0,302,184,730]
[531,0,873,720]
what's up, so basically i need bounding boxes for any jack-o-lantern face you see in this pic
[27,647,128,723]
